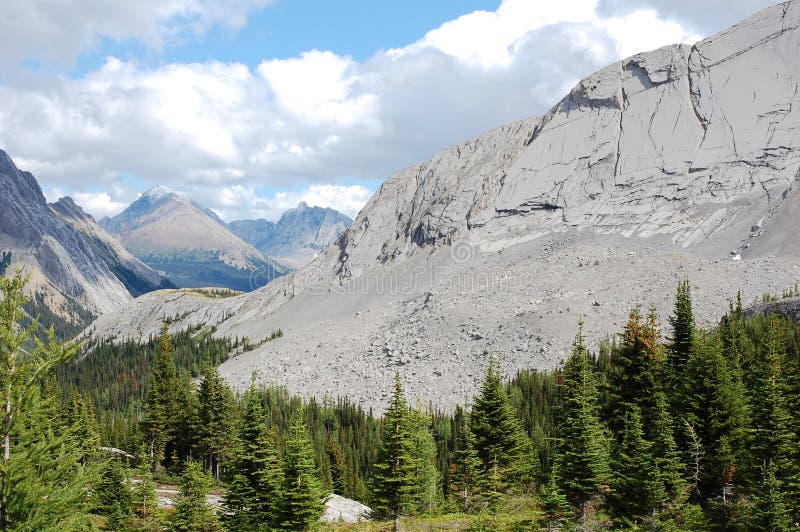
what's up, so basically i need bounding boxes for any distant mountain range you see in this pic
[0,150,171,333]
[100,186,289,292]
[228,203,352,269]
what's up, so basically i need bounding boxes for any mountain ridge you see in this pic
[0,150,172,327]
[101,187,289,291]
[84,0,800,410]
[228,203,352,269]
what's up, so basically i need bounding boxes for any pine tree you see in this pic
[94,460,133,530]
[746,314,797,500]
[470,357,533,489]
[281,410,325,531]
[172,460,222,532]
[610,407,665,523]
[540,463,570,528]
[372,374,416,529]
[606,308,664,437]
[450,411,484,512]
[683,331,748,501]
[197,366,236,479]
[669,279,695,398]
[173,377,200,466]
[555,324,611,516]
[408,407,441,515]
[131,450,159,526]
[222,386,284,531]
[144,324,178,472]
[0,270,87,531]
[751,460,791,532]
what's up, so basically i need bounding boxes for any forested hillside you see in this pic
[4,267,800,530]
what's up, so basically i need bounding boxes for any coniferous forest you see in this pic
[3,269,800,530]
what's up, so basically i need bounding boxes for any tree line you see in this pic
[3,267,800,529]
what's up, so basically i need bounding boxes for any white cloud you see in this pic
[200,184,372,221]
[2,0,759,224]
[0,0,272,67]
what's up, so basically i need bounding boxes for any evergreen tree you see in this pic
[197,366,236,479]
[131,450,160,528]
[172,460,222,532]
[281,410,325,531]
[408,407,441,515]
[746,314,797,501]
[540,464,570,528]
[173,377,200,465]
[751,460,791,532]
[372,374,416,529]
[555,324,611,517]
[0,270,88,531]
[669,279,695,397]
[606,308,664,437]
[610,407,665,524]
[144,324,178,471]
[450,411,484,512]
[94,460,133,529]
[222,386,284,531]
[470,357,533,488]
[683,331,748,501]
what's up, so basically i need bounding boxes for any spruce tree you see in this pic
[746,314,797,501]
[222,386,284,531]
[372,374,416,529]
[606,308,664,437]
[144,324,178,472]
[683,331,747,501]
[610,407,665,523]
[131,450,159,526]
[408,407,441,515]
[751,460,791,532]
[94,460,133,530]
[0,271,88,531]
[281,410,325,531]
[668,279,694,396]
[172,460,222,532]
[470,357,533,488]
[197,366,236,479]
[450,412,484,512]
[555,324,611,516]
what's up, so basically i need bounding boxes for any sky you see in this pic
[0,0,778,222]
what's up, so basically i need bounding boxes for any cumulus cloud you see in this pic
[0,0,272,67]
[596,0,776,36]
[1,0,764,221]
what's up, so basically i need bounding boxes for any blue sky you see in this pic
[0,0,776,221]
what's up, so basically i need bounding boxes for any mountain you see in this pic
[228,202,353,268]
[85,1,800,410]
[100,186,290,291]
[0,150,171,332]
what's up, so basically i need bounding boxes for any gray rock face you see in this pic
[85,1,800,411]
[228,203,352,269]
[101,187,290,292]
[0,150,170,322]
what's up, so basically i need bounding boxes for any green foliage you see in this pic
[470,358,533,490]
[171,460,222,532]
[555,324,611,509]
[281,410,325,530]
[222,386,284,531]
[0,270,90,531]
[371,374,417,523]
[94,460,133,529]
[143,324,179,471]
[408,408,442,515]
[197,366,236,479]
[751,460,792,531]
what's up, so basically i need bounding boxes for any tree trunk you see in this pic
[393,507,400,532]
